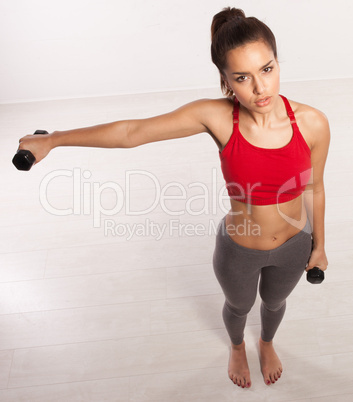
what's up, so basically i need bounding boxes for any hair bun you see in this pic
[226,7,246,21]
[211,7,246,40]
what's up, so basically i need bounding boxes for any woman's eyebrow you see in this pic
[231,60,273,75]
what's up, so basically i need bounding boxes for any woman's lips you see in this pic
[255,96,271,107]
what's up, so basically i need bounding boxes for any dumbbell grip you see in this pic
[307,266,325,284]
[12,130,48,171]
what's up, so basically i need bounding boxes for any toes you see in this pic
[275,368,282,381]
[231,375,239,386]
[262,369,271,385]
[231,375,251,388]
[268,371,282,383]
[229,372,251,388]
[262,365,283,384]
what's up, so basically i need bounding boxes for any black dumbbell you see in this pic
[12,130,48,171]
[307,267,325,284]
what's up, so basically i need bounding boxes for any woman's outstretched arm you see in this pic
[17,98,217,165]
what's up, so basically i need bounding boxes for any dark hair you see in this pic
[211,7,278,97]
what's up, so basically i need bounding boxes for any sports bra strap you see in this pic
[233,97,239,124]
[279,95,296,124]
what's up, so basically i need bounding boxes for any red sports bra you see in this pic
[219,95,311,205]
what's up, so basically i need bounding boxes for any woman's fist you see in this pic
[14,131,54,170]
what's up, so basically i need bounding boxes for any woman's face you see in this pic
[222,40,280,113]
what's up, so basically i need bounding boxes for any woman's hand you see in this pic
[18,132,54,165]
[306,246,328,272]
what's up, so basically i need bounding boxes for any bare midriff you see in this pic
[225,195,307,251]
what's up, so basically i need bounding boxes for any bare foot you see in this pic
[258,338,283,385]
[228,340,251,388]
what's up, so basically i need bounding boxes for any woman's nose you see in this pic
[253,76,265,95]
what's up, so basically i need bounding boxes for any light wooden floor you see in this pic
[0,79,352,401]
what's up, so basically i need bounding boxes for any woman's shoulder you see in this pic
[287,98,329,131]
[190,97,234,150]
[287,97,330,149]
[194,96,234,111]
[191,96,235,127]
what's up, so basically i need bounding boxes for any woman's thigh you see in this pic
[213,216,270,311]
[259,232,313,306]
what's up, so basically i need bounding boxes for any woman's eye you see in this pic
[263,67,273,73]
[236,76,247,82]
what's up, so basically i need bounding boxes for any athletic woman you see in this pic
[17,7,330,388]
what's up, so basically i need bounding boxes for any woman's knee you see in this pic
[261,298,286,312]
[224,299,255,318]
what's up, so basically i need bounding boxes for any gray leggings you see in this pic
[212,215,313,345]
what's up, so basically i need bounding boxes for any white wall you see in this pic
[1,0,352,104]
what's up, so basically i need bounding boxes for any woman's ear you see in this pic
[222,75,232,92]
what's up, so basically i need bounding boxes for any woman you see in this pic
[17,7,329,389]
